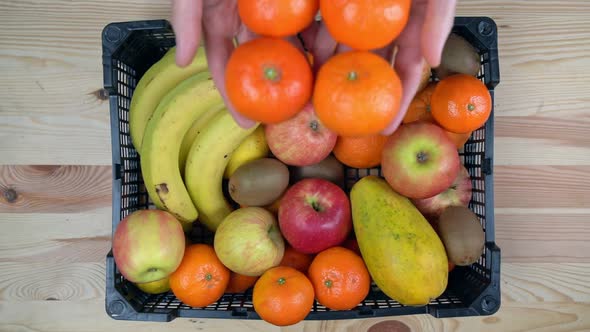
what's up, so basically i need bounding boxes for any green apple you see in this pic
[214,207,285,276]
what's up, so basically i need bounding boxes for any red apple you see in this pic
[113,209,186,283]
[382,122,460,199]
[265,103,337,166]
[412,164,472,219]
[278,178,352,254]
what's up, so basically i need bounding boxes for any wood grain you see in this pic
[496,212,590,263]
[1,0,589,331]
[0,1,588,165]
[0,262,105,302]
[0,210,111,264]
[494,117,590,166]
[0,0,172,166]
[494,166,590,208]
[501,263,590,304]
[0,261,586,303]
[0,300,588,332]
[0,165,111,213]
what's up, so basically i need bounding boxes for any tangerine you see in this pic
[226,272,259,293]
[308,246,370,310]
[320,0,411,50]
[332,134,389,168]
[238,0,319,37]
[431,74,492,133]
[313,51,402,136]
[169,244,230,308]
[403,83,436,124]
[225,37,313,124]
[279,245,314,273]
[445,130,472,149]
[253,266,315,326]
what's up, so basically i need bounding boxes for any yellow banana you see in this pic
[179,104,225,176]
[141,71,224,231]
[129,46,208,153]
[185,111,260,231]
[223,126,270,179]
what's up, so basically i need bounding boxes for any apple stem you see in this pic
[417,151,429,164]
[309,120,319,131]
[311,200,322,212]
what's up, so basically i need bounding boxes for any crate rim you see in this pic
[102,16,502,322]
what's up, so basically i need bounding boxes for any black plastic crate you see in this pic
[102,17,501,322]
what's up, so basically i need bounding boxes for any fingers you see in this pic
[422,0,457,67]
[171,0,204,67]
[203,29,257,129]
[381,46,424,136]
[380,6,426,136]
[299,21,319,50]
[310,23,338,72]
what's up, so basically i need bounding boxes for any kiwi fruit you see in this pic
[290,155,344,185]
[228,158,289,207]
[437,206,485,266]
[435,33,481,79]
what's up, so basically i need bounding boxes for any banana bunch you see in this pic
[129,46,208,153]
[140,71,225,231]
[130,46,265,233]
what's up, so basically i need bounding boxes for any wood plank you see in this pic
[0,299,588,332]
[496,212,590,263]
[494,166,590,208]
[0,2,589,165]
[3,210,589,265]
[0,0,171,166]
[494,116,590,166]
[1,261,587,303]
[0,262,105,302]
[0,165,111,213]
[2,165,588,213]
[0,115,113,166]
[2,165,589,263]
[495,117,590,147]
[458,3,590,119]
[501,263,590,304]
[0,209,112,264]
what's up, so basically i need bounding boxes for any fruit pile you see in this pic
[113,1,492,326]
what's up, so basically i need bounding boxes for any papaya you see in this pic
[350,176,448,306]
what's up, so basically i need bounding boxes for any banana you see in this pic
[129,46,208,153]
[141,71,224,231]
[185,111,260,231]
[223,126,270,179]
[179,104,225,176]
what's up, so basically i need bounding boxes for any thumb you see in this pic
[171,0,204,67]
[421,0,457,67]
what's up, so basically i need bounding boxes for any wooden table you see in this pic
[1,1,589,331]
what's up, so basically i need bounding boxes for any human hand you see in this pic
[307,0,457,135]
[171,0,257,128]
[172,0,456,135]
